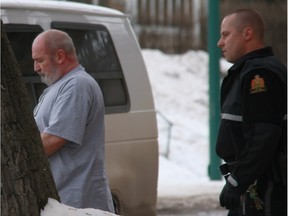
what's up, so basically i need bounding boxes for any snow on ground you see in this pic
[41,198,118,216]
[142,49,232,198]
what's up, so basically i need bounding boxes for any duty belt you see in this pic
[219,162,237,179]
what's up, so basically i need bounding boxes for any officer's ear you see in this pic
[243,26,253,41]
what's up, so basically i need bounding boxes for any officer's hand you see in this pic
[219,182,241,210]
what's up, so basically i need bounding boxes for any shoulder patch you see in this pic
[250,75,267,94]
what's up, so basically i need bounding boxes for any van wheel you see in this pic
[112,194,122,214]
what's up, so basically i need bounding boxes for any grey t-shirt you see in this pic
[34,65,114,212]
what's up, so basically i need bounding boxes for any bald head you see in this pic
[225,9,266,41]
[218,9,266,63]
[32,29,79,86]
[33,29,76,57]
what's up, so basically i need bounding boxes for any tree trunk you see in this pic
[1,21,60,216]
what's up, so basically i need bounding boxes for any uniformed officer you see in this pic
[216,9,287,216]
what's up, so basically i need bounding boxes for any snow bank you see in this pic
[142,49,229,198]
[41,198,118,216]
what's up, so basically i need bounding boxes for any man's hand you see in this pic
[219,178,242,210]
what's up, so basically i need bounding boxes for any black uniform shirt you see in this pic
[216,47,287,192]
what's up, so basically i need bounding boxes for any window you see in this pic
[52,22,130,113]
[4,23,130,114]
[4,24,46,109]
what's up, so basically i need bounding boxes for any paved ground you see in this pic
[157,195,227,216]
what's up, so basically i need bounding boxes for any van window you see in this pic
[52,22,130,114]
[4,23,130,114]
[4,24,46,109]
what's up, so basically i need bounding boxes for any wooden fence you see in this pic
[126,0,287,64]
[130,0,207,53]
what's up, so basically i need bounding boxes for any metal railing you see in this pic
[157,111,173,159]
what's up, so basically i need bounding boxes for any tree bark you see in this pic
[1,21,60,216]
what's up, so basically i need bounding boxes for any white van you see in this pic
[1,1,159,215]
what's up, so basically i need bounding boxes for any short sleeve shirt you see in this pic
[34,65,114,211]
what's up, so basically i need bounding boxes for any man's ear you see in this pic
[55,49,65,64]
